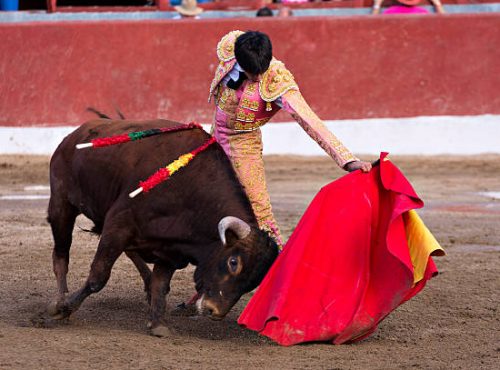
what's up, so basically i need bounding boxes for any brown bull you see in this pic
[47,119,278,336]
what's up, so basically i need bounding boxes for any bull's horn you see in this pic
[218,216,251,245]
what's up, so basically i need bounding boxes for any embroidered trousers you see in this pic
[213,108,284,248]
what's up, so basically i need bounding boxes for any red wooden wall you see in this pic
[0,13,499,126]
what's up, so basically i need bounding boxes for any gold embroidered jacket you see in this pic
[209,30,358,168]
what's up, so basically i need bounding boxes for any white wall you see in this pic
[1,115,498,156]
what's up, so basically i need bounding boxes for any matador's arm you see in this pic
[280,89,358,169]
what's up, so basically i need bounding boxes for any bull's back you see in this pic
[50,119,212,223]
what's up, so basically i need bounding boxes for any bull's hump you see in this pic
[80,119,181,137]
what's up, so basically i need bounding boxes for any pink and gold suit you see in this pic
[209,30,358,248]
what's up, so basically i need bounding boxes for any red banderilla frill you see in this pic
[129,137,217,198]
[75,122,203,149]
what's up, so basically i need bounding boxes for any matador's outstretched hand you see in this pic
[344,160,373,173]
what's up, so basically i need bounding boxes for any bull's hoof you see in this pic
[170,302,198,317]
[150,324,174,338]
[30,311,69,328]
[46,300,72,320]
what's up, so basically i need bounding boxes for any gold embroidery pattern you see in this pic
[209,59,237,102]
[216,86,239,115]
[282,90,358,167]
[233,118,271,132]
[236,109,256,123]
[255,117,271,127]
[210,31,245,101]
[259,60,299,102]
[240,97,260,111]
[216,30,244,62]
[227,130,283,246]
[244,82,257,96]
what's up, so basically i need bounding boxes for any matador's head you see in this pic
[235,31,273,82]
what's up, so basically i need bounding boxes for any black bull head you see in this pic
[195,216,279,319]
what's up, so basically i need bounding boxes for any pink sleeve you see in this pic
[281,90,358,169]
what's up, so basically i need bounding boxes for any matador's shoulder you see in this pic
[259,59,299,102]
[216,30,245,62]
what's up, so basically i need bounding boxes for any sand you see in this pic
[0,154,498,369]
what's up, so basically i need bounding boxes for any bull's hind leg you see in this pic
[47,213,131,320]
[149,263,175,337]
[125,251,152,303]
[47,195,79,303]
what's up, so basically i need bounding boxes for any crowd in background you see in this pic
[171,0,336,4]
[172,0,445,18]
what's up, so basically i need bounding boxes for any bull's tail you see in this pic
[86,107,111,119]
[115,107,126,120]
[86,106,126,120]
[77,224,102,235]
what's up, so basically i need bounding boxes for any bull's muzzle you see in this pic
[196,294,227,321]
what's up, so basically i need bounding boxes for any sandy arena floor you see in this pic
[0,154,499,369]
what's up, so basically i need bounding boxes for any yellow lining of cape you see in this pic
[405,210,445,284]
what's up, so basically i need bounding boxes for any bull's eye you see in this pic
[227,256,241,275]
[229,257,238,270]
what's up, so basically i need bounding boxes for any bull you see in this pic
[46,119,279,336]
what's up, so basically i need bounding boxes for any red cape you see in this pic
[238,153,442,345]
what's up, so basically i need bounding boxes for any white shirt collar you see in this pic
[226,62,243,82]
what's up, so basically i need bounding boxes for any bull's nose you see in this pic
[201,298,225,320]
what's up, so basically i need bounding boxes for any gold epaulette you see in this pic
[209,30,243,102]
[216,30,244,62]
[259,60,299,102]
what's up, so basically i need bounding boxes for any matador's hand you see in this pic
[344,160,372,173]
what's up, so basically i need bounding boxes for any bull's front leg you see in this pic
[149,263,175,337]
[47,228,127,320]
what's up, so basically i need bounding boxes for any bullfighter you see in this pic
[209,30,372,248]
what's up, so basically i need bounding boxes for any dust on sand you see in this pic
[0,154,498,369]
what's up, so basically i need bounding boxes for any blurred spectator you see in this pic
[173,0,204,18]
[278,6,293,16]
[256,6,274,16]
[170,0,210,4]
[372,0,445,14]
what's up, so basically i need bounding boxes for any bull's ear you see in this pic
[218,216,251,245]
